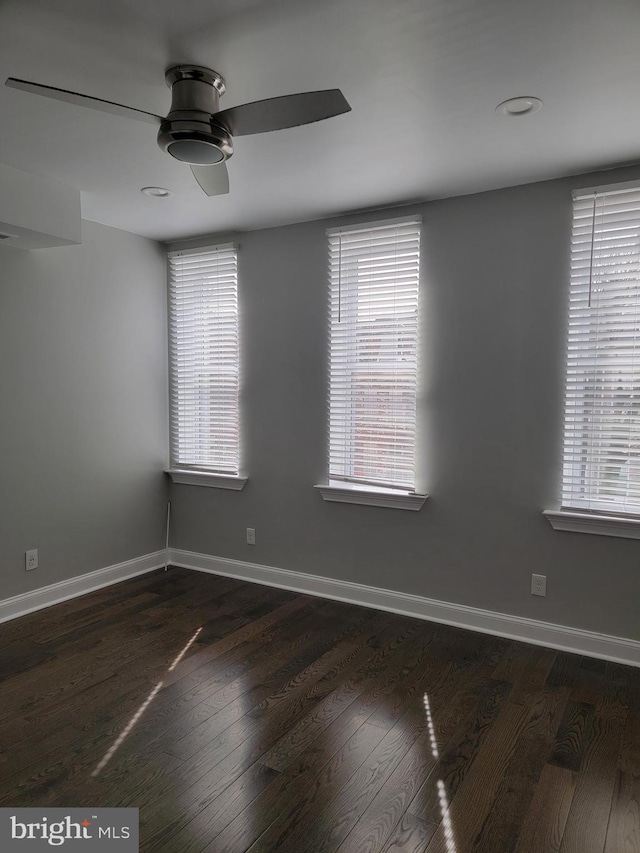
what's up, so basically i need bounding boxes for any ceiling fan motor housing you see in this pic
[157,65,233,165]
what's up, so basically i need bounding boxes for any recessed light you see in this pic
[141,186,172,198]
[496,97,543,117]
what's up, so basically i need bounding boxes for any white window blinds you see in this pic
[562,185,640,514]
[168,244,240,475]
[328,217,421,491]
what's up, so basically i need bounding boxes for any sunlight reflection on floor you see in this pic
[423,692,439,759]
[437,778,458,853]
[91,627,203,777]
[168,627,203,672]
[424,692,458,853]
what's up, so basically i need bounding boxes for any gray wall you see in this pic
[168,164,640,642]
[0,219,168,599]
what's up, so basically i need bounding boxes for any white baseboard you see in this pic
[0,550,167,625]
[169,548,640,668]
[4,547,638,669]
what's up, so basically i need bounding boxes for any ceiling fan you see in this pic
[5,65,351,196]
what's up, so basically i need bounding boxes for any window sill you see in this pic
[315,482,428,511]
[166,469,248,490]
[543,509,640,540]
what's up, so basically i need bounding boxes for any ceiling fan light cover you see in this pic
[157,121,233,164]
[167,138,225,164]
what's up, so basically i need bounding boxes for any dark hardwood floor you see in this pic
[0,567,638,852]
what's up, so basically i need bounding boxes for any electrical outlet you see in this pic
[246,528,256,545]
[25,549,38,571]
[531,573,546,597]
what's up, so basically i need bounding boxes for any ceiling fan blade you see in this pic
[190,163,230,196]
[215,89,350,137]
[5,77,162,125]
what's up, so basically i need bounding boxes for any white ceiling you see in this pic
[2,0,640,242]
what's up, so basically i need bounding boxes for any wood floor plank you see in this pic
[471,686,571,853]
[604,770,640,853]
[490,641,532,683]
[547,652,585,690]
[620,711,640,774]
[571,657,608,705]
[508,646,559,705]
[558,710,626,853]
[381,811,438,853]
[549,700,595,772]
[513,763,576,853]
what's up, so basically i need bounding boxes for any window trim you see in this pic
[166,469,247,490]
[315,482,428,511]
[543,509,640,540]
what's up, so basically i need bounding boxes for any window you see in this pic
[167,244,245,489]
[317,216,426,510]
[560,184,640,518]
